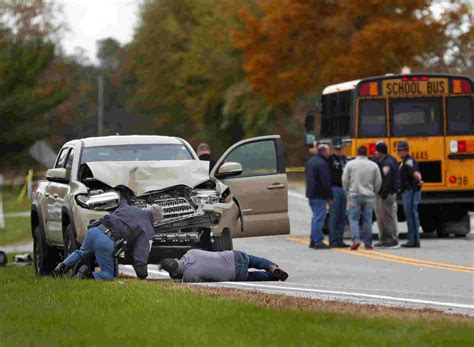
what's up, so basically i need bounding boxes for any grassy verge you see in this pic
[1,266,473,346]
[0,186,31,245]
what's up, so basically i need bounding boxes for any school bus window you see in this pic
[358,99,387,138]
[390,98,442,137]
[321,91,352,137]
[446,96,473,135]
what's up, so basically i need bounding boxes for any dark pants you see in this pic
[402,189,421,246]
[329,186,346,245]
[63,227,117,280]
[234,251,278,281]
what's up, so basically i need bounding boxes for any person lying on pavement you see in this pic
[53,192,163,280]
[159,249,289,283]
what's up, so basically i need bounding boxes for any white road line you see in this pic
[121,266,473,311]
[202,282,474,310]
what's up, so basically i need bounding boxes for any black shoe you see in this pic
[401,243,420,248]
[385,241,400,249]
[313,244,330,250]
[374,242,386,248]
[74,265,92,279]
[330,242,350,248]
[309,240,315,248]
[270,266,289,281]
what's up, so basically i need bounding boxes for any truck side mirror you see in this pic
[216,162,243,178]
[46,168,68,183]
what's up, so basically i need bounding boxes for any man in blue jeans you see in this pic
[53,198,162,280]
[159,249,289,282]
[342,146,382,250]
[305,144,333,249]
[397,141,423,248]
[328,137,348,248]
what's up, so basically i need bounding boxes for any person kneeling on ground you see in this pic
[53,192,163,280]
[160,249,288,283]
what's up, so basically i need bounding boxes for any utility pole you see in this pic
[98,75,104,136]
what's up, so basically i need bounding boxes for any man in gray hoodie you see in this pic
[160,249,288,282]
[342,146,382,251]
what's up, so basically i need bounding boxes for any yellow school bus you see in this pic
[305,73,473,236]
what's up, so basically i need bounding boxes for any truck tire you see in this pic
[33,226,59,276]
[63,224,79,258]
[211,229,233,251]
[437,213,470,238]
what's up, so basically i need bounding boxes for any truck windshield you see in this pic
[390,98,442,137]
[80,144,193,164]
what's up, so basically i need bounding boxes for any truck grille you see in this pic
[155,198,195,218]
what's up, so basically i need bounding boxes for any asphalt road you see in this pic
[122,190,474,316]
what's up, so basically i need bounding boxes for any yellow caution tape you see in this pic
[286,167,305,173]
[17,169,34,202]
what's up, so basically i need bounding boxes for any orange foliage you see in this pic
[234,0,466,107]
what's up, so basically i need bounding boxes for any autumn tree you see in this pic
[234,0,472,107]
[127,0,276,154]
[0,0,69,167]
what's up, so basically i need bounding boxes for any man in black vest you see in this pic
[328,137,349,247]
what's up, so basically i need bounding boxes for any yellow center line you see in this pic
[286,236,474,274]
[365,249,474,271]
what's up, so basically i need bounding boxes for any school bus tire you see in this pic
[437,211,470,238]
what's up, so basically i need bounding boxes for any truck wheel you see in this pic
[63,224,79,258]
[211,229,233,251]
[33,226,59,276]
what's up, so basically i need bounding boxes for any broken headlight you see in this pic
[76,191,121,211]
[190,189,221,205]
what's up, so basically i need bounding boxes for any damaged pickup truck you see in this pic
[31,135,290,275]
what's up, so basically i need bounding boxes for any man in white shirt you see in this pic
[342,146,382,250]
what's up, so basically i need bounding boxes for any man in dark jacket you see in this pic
[54,197,162,280]
[328,137,348,248]
[197,143,217,172]
[374,142,400,248]
[305,144,333,249]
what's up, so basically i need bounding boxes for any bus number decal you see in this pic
[411,151,429,161]
[457,176,469,186]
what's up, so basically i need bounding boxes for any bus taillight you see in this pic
[458,141,467,153]
[449,176,457,184]
[450,140,468,153]
[453,79,471,93]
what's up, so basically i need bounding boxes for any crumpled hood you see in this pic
[86,160,210,196]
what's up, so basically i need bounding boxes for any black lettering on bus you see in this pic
[398,83,404,94]
[386,83,392,95]
[427,82,433,94]
[439,81,445,93]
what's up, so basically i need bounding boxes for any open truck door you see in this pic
[211,135,290,238]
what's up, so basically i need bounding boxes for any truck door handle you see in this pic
[266,183,285,190]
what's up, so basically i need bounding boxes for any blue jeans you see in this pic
[348,195,375,247]
[402,190,421,245]
[63,227,117,280]
[329,187,346,245]
[309,199,327,246]
[234,251,277,281]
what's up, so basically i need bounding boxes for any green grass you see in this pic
[0,266,473,347]
[0,186,31,245]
